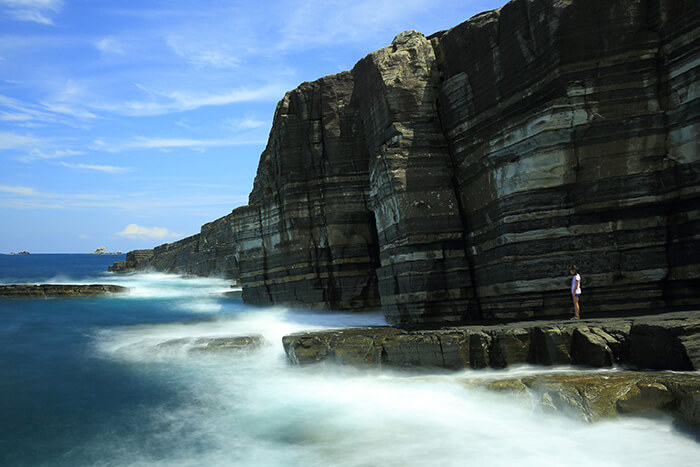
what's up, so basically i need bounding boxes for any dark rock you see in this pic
[489,328,531,368]
[0,284,129,297]
[627,319,700,370]
[531,327,574,366]
[112,0,700,326]
[571,327,616,367]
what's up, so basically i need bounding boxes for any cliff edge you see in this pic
[113,0,700,326]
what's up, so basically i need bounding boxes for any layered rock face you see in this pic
[433,0,700,323]
[109,215,239,278]
[115,0,699,326]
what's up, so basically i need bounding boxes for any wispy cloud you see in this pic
[0,130,84,162]
[166,36,240,69]
[0,131,42,150]
[0,183,247,211]
[59,162,131,174]
[116,223,180,240]
[95,37,125,55]
[19,148,83,162]
[96,135,266,153]
[96,83,288,117]
[0,184,41,196]
[0,94,96,128]
[224,116,267,131]
[0,0,64,25]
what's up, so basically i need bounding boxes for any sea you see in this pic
[0,254,698,466]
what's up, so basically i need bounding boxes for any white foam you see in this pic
[87,273,700,466]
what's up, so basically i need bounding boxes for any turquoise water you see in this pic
[0,255,698,466]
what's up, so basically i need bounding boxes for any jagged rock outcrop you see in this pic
[0,284,129,297]
[282,311,700,370]
[113,0,699,326]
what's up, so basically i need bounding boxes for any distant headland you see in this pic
[89,246,122,255]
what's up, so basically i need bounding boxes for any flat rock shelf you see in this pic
[0,284,130,297]
[282,311,700,371]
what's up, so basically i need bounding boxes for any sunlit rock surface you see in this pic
[464,371,700,431]
[282,311,700,370]
[113,0,699,326]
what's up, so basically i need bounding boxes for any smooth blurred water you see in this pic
[0,255,698,466]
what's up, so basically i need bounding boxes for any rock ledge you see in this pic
[0,284,129,297]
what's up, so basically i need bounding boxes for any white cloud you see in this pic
[116,224,180,240]
[224,116,267,131]
[0,131,42,150]
[0,184,41,196]
[95,38,125,55]
[0,183,247,211]
[100,83,288,117]
[96,135,266,153]
[0,0,64,25]
[167,36,240,69]
[19,148,83,162]
[0,94,96,128]
[59,162,131,174]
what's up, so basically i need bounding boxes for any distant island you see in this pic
[89,246,122,255]
[9,251,30,255]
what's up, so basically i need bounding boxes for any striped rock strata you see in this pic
[113,0,699,326]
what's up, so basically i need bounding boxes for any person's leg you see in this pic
[572,295,580,319]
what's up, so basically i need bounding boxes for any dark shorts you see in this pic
[575,293,581,297]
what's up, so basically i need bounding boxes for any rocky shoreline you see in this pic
[281,311,700,433]
[462,371,699,433]
[282,311,700,370]
[0,284,129,297]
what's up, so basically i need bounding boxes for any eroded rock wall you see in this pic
[110,213,239,278]
[114,0,699,326]
[232,72,381,310]
[431,0,700,324]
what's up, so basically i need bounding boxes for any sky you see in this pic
[0,0,503,253]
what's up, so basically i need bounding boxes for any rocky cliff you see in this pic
[114,0,699,326]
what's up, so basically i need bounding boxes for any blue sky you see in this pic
[0,0,503,253]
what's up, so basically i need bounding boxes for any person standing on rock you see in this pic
[570,265,582,320]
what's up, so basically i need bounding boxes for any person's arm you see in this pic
[573,277,579,295]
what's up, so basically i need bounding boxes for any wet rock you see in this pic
[159,335,267,353]
[464,371,700,430]
[0,284,129,297]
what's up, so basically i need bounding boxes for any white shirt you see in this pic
[571,274,581,295]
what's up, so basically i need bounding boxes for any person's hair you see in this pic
[571,265,579,273]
